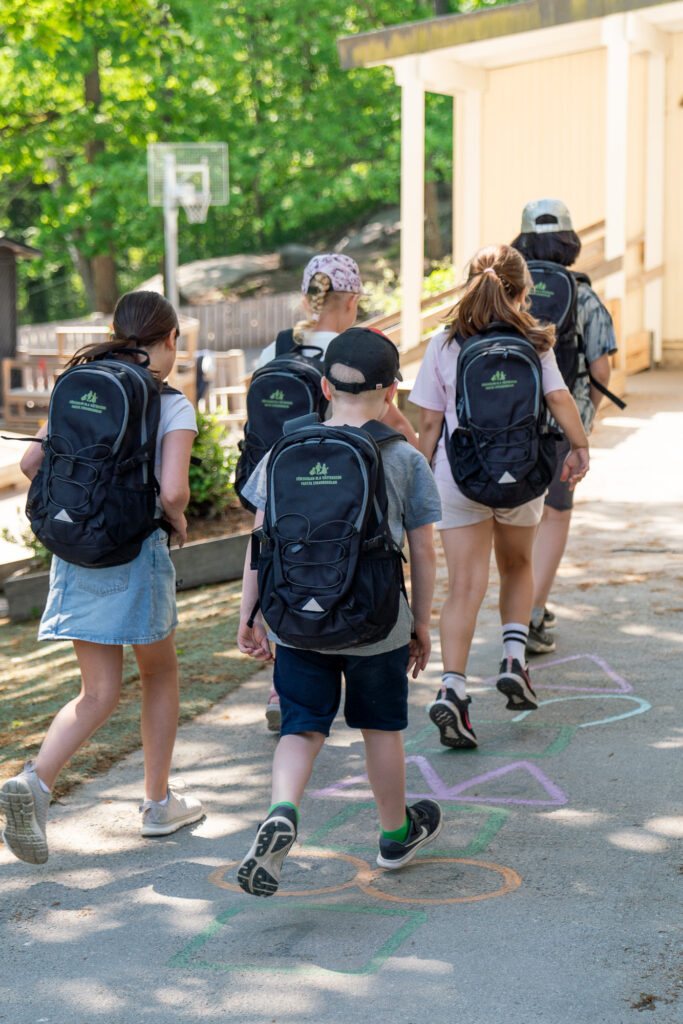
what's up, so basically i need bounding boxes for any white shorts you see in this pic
[433,449,545,530]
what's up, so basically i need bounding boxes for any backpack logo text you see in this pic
[296,461,341,486]
[482,370,517,391]
[69,390,106,414]
[263,389,293,409]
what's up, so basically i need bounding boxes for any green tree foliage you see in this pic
[0,0,511,320]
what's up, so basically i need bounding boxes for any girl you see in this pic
[410,245,589,749]
[0,291,203,864]
[256,253,418,732]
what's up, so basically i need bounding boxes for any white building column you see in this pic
[394,60,425,351]
[453,89,483,277]
[643,48,667,364]
[602,14,629,322]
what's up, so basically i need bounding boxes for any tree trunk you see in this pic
[425,179,444,261]
[84,51,117,313]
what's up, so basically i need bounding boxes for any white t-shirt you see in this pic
[154,391,197,511]
[255,330,339,369]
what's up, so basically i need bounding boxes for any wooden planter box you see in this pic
[2,531,251,624]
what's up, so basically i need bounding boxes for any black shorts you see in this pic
[544,438,573,512]
[273,643,410,736]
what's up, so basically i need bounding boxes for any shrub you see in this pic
[1,521,51,570]
[187,410,238,518]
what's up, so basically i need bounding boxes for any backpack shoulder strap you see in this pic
[161,382,182,395]
[282,412,320,435]
[572,271,592,287]
[275,328,296,357]
[361,420,407,447]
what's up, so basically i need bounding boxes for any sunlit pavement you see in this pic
[1,369,681,1024]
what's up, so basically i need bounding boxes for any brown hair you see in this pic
[65,291,179,369]
[445,244,555,353]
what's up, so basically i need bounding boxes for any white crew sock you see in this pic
[441,671,468,701]
[531,606,545,629]
[502,623,529,664]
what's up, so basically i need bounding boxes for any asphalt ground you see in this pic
[0,368,681,1024]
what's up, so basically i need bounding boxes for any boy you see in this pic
[236,327,443,897]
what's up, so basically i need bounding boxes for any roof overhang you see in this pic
[337,0,683,73]
[0,236,42,259]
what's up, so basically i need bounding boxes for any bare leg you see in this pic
[439,520,493,674]
[133,633,179,803]
[532,506,572,609]
[493,522,537,627]
[35,641,123,789]
[270,732,325,807]
[362,729,406,832]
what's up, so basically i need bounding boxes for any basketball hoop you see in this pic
[182,191,211,224]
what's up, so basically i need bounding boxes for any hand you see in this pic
[237,618,274,662]
[560,446,590,490]
[407,624,431,679]
[165,511,187,547]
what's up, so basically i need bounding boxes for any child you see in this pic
[512,199,618,654]
[255,254,418,733]
[410,245,589,749]
[236,327,443,896]
[0,291,203,865]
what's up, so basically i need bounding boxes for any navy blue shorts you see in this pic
[544,438,574,512]
[273,644,410,736]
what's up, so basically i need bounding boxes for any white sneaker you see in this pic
[140,787,203,837]
[0,760,50,864]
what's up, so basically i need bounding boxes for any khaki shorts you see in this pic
[433,450,545,530]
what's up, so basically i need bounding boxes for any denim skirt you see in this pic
[38,529,178,645]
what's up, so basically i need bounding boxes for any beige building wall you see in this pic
[664,31,683,345]
[478,49,608,261]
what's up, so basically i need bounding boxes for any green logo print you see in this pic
[263,388,293,409]
[296,460,342,486]
[482,368,517,391]
[69,388,107,414]
[270,389,285,401]
[530,280,554,299]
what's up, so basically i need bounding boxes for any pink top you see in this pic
[409,326,567,454]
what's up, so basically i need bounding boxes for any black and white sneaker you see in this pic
[429,689,478,749]
[237,805,297,897]
[377,800,443,870]
[542,607,557,630]
[496,657,539,711]
[526,621,556,655]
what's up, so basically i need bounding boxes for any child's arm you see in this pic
[19,422,48,481]
[405,522,436,679]
[238,508,274,662]
[159,429,194,547]
[384,404,419,449]
[416,408,444,466]
[544,389,590,489]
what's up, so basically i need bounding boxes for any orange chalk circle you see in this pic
[358,857,522,904]
[208,848,372,897]
[207,851,520,904]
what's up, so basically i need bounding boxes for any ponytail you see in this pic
[444,244,555,353]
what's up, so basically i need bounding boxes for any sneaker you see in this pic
[376,800,443,870]
[496,657,538,711]
[429,689,478,749]
[265,692,281,733]
[237,805,298,897]
[140,787,203,837]
[0,760,50,864]
[526,621,556,655]
[542,607,557,630]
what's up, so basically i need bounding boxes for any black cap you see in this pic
[323,327,402,394]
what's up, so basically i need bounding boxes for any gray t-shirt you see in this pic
[241,429,442,656]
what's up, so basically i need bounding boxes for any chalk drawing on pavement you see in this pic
[479,652,633,694]
[208,849,520,905]
[510,693,651,728]
[407,721,578,759]
[169,902,428,976]
[313,756,568,806]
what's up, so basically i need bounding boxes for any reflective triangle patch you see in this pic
[54,509,74,522]
[302,597,324,613]
[498,471,516,484]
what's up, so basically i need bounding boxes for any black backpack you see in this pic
[445,324,558,509]
[248,416,406,650]
[26,353,171,568]
[526,260,626,409]
[234,329,327,512]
